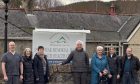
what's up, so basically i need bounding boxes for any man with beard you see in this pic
[60,40,89,84]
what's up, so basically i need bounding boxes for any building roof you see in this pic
[0,9,140,42]
[0,10,32,38]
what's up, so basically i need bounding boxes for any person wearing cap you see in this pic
[91,46,109,84]
[33,46,49,84]
[60,40,89,84]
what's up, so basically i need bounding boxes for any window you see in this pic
[104,43,119,56]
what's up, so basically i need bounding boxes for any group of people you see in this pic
[1,40,140,84]
[62,40,140,84]
[91,46,139,84]
[1,41,49,84]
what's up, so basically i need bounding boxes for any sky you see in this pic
[59,0,116,5]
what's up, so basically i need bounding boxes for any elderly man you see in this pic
[1,41,23,84]
[122,48,140,84]
[61,40,89,84]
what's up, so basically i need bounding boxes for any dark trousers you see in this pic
[123,72,134,84]
[108,73,119,84]
[5,75,20,84]
[72,72,88,84]
[35,75,48,84]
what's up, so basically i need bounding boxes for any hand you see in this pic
[99,72,103,77]
[48,77,50,80]
[36,78,39,81]
[108,74,112,78]
[58,63,62,65]
[20,75,23,80]
[4,76,8,81]
[103,69,108,75]
[117,74,120,79]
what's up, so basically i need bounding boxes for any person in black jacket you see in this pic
[34,46,49,84]
[23,48,34,84]
[122,48,140,84]
[60,40,89,84]
[107,47,121,84]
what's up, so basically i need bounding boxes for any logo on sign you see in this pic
[50,33,70,45]
[51,36,66,43]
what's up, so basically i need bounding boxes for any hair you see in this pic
[96,46,104,50]
[76,40,84,45]
[8,41,15,45]
[23,48,32,57]
[126,47,132,51]
[38,46,44,51]
[107,47,115,56]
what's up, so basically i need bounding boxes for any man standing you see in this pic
[107,47,121,84]
[1,41,23,84]
[61,40,89,84]
[122,48,140,84]
[34,46,49,84]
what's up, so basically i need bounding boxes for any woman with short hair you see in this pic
[34,46,49,84]
[91,46,109,84]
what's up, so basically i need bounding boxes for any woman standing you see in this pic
[23,48,34,84]
[34,46,49,84]
[107,47,121,84]
[91,46,109,84]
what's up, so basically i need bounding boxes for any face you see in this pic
[109,48,115,54]
[126,48,132,57]
[25,49,31,57]
[9,42,16,52]
[76,43,83,50]
[97,49,103,56]
[38,48,44,55]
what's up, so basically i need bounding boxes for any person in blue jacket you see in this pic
[91,46,109,84]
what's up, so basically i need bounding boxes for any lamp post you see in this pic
[2,0,9,53]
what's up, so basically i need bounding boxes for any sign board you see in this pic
[33,29,90,64]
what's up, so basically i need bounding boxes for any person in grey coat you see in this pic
[60,40,89,84]
[122,48,140,84]
[107,47,121,84]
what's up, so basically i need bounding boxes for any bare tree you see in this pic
[9,0,22,8]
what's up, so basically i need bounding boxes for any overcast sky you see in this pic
[59,0,116,5]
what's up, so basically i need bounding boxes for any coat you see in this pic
[107,54,121,74]
[33,54,49,84]
[107,54,121,84]
[121,54,140,84]
[91,53,109,84]
[23,56,34,84]
[62,48,89,72]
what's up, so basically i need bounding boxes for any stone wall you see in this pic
[49,64,73,84]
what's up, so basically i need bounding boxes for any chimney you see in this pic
[109,2,116,15]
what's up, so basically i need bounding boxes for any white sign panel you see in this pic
[33,29,90,64]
